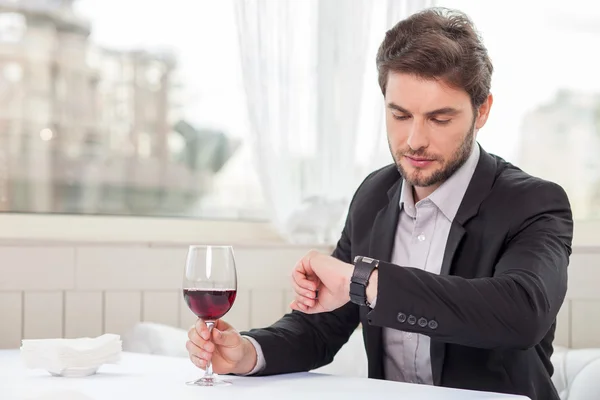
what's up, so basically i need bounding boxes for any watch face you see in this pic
[354,259,377,282]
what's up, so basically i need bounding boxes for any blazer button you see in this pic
[428,320,438,330]
[397,313,407,323]
[418,317,428,328]
[407,315,417,325]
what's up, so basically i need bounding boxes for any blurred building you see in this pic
[0,0,238,216]
[517,89,600,219]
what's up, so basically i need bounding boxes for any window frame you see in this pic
[0,214,594,247]
[0,214,282,245]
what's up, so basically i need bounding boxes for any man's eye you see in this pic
[432,118,451,125]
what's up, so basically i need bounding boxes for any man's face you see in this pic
[385,71,491,190]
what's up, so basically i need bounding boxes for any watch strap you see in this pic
[349,256,379,306]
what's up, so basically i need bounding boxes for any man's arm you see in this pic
[241,229,360,375]
[240,171,375,375]
[367,182,572,349]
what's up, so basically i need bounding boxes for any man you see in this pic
[186,8,573,400]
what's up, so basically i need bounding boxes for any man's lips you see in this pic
[404,155,435,167]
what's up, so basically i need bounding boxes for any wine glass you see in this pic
[183,245,237,386]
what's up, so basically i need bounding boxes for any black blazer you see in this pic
[244,147,573,400]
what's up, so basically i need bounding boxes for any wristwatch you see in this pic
[349,256,379,307]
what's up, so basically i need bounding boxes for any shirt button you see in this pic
[418,317,428,327]
[428,320,439,330]
[417,233,425,241]
[407,315,417,325]
[406,332,413,339]
[397,313,407,323]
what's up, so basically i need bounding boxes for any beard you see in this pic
[391,122,475,188]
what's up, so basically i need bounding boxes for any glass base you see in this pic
[186,376,231,387]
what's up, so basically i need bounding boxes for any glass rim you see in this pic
[187,245,234,250]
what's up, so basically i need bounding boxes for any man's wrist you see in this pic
[233,336,259,375]
[366,269,378,305]
[344,263,353,303]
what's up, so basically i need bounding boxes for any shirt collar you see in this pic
[400,143,480,221]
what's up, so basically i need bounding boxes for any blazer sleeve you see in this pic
[240,179,368,375]
[367,181,573,350]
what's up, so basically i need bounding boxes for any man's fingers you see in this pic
[214,319,232,332]
[190,354,202,369]
[186,340,213,361]
[293,290,317,304]
[290,301,301,312]
[292,279,318,301]
[289,250,327,315]
[290,300,320,314]
[194,319,211,340]
[295,293,316,308]
[291,270,319,303]
[212,327,239,348]
[190,354,207,370]
[188,325,214,352]
[292,269,318,292]
[290,300,308,313]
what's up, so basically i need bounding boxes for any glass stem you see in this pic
[204,321,215,379]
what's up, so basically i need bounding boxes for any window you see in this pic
[0,12,26,43]
[0,0,266,220]
[1,0,598,231]
[435,0,600,221]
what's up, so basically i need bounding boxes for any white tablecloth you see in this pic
[0,350,529,400]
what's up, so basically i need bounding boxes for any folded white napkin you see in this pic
[20,334,122,376]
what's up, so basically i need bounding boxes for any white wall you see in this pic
[0,240,598,350]
[0,240,326,348]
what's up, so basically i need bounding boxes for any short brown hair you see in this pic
[376,8,493,108]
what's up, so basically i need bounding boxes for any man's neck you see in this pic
[413,184,441,203]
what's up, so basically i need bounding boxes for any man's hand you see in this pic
[290,250,354,314]
[186,319,258,375]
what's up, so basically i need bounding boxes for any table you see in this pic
[0,350,529,400]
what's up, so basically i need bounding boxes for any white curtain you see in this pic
[235,0,435,244]
[363,0,438,175]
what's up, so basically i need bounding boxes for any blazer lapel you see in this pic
[369,180,402,261]
[365,178,402,379]
[431,146,498,385]
[440,146,497,276]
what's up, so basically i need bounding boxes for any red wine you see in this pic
[183,288,236,320]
